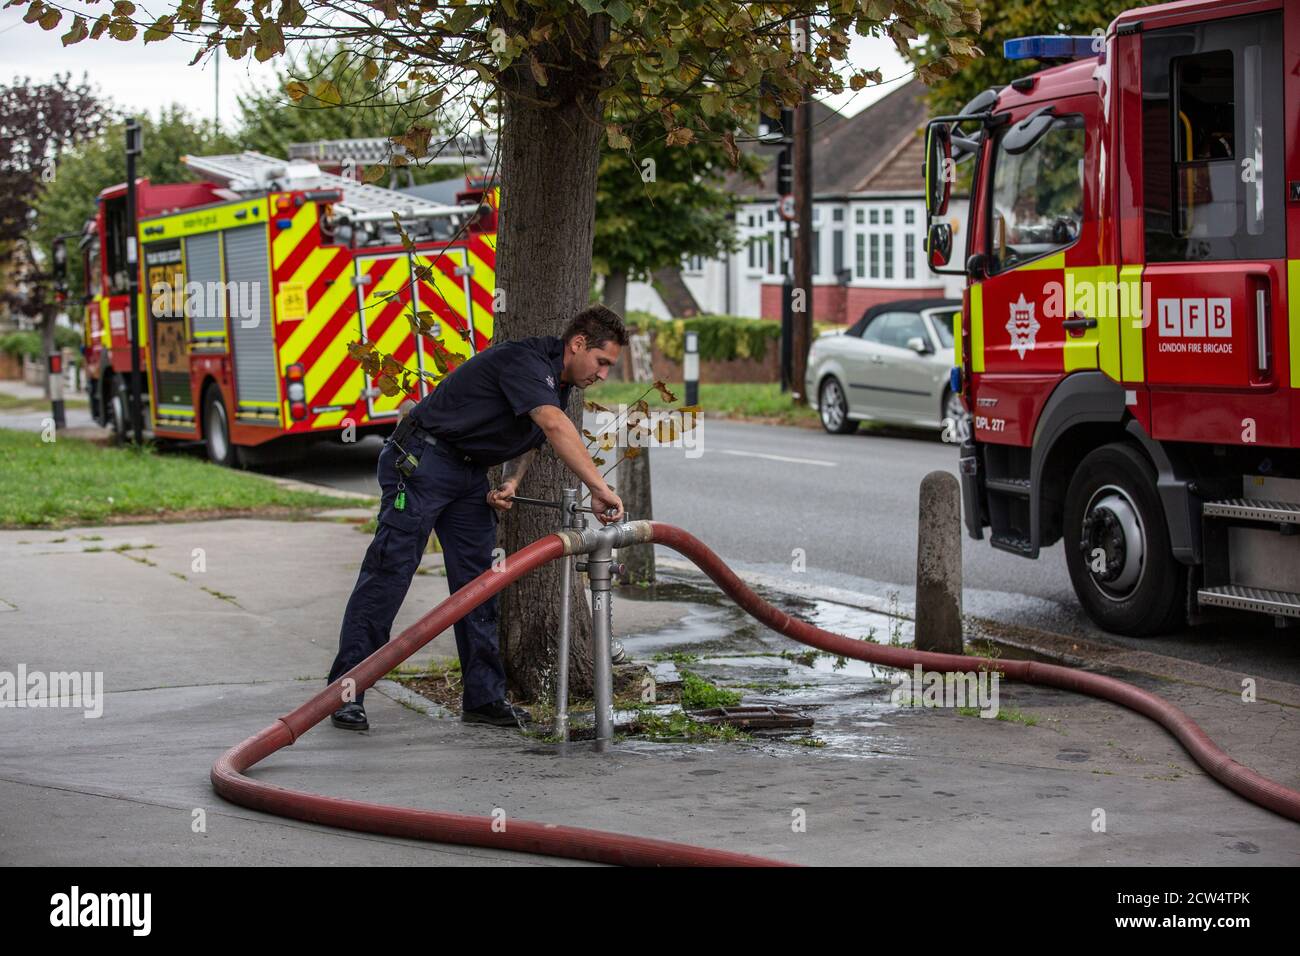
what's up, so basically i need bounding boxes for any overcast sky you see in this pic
[0,8,915,131]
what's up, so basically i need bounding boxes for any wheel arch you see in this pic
[1029,373,1198,563]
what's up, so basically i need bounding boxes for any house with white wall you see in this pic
[627,80,967,323]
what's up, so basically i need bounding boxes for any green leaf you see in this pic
[111,1,136,16]
[143,15,175,43]
[605,0,632,27]
[108,18,137,41]
[576,0,605,14]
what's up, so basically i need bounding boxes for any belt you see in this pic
[392,417,478,466]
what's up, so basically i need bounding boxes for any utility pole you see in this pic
[791,17,813,403]
[777,109,794,392]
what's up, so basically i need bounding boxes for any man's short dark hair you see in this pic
[562,304,629,350]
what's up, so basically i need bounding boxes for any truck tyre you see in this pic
[107,376,131,444]
[819,376,858,435]
[203,387,242,468]
[1063,442,1185,636]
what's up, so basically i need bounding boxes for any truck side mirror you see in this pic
[927,221,953,270]
[924,122,953,218]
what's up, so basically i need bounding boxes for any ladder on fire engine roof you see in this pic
[181,150,483,224]
[288,133,496,168]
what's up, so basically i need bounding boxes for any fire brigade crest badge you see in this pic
[1006,293,1040,359]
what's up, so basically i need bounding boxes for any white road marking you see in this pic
[718,449,838,467]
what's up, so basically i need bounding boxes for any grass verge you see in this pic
[0,427,348,528]
[591,381,820,428]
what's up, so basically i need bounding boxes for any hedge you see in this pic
[624,311,839,363]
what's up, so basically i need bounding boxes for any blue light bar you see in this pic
[1003,35,1098,62]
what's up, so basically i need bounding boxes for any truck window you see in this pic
[1141,12,1282,262]
[103,196,132,296]
[987,115,1085,273]
[84,238,101,298]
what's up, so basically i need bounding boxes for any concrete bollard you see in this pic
[914,470,963,654]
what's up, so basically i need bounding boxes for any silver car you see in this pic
[806,298,967,438]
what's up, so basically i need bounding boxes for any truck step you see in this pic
[985,477,1031,497]
[1197,585,1300,618]
[1202,498,1300,526]
[990,532,1034,556]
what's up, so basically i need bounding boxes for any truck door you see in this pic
[969,97,1098,447]
[143,239,194,427]
[410,246,480,369]
[1133,9,1287,446]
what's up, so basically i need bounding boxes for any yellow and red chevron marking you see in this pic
[266,193,499,432]
[412,247,475,360]
[464,232,496,349]
[357,254,420,417]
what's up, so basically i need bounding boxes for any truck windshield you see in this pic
[988,115,1085,272]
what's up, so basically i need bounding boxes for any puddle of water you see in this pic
[608,572,1032,761]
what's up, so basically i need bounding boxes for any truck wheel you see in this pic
[1063,443,1185,636]
[203,388,242,468]
[819,376,858,435]
[107,376,130,444]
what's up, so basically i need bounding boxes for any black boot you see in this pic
[331,702,369,731]
[462,699,531,727]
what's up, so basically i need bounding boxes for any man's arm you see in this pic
[529,405,624,523]
[502,448,536,484]
[486,448,537,512]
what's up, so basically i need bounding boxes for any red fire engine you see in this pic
[79,150,497,466]
[926,0,1300,634]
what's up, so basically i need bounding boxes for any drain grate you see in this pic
[686,705,814,731]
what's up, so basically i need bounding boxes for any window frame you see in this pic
[983,112,1087,277]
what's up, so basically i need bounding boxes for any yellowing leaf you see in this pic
[61,14,88,45]
[313,79,341,105]
[606,124,630,150]
[285,80,309,102]
[529,53,548,87]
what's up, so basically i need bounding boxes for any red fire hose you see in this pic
[213,522,1300,866]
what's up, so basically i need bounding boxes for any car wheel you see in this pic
[203,388,242,468]
[818,377,858,435]
[1063,443,1185,636]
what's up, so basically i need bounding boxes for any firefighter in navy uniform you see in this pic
[328,305,628,730]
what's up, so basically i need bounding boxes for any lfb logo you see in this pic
[1158,298,1231,338]
[1006,293,1040,359]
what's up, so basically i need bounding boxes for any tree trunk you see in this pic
[651,266,701,317]
[494,12,608,704]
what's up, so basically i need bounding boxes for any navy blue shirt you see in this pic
[412,335,572,467]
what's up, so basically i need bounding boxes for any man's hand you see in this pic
[487,479,519,512]
[589,484,624,525]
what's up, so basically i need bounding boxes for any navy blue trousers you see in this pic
[327,437,506,710]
